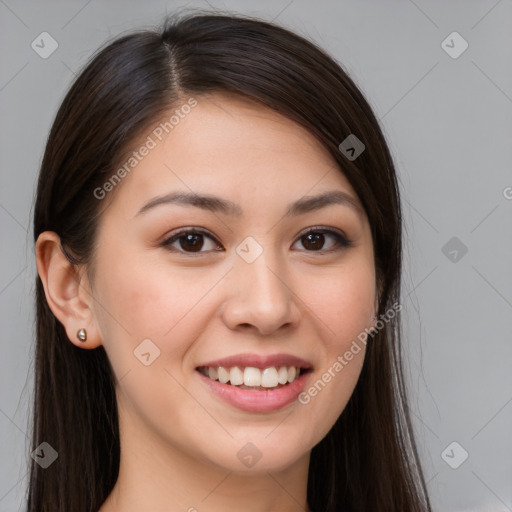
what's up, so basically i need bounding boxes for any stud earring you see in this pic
[76,328,87,342]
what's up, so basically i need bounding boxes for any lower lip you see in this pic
[197,371,310,413]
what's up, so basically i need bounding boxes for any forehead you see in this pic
[103,92,359,216]
[160,92,335,167]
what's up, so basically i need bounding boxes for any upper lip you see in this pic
[197,353,313,370]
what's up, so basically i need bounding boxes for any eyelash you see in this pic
[160,226,353,256]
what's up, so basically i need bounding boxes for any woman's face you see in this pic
[88,92,377,473]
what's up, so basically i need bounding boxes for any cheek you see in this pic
[293,258,374,435]
[91,253,213,432]
[302,258,376,348]
[95,250,172,333]
[92,250,225,365]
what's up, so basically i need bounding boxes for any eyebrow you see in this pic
[135,190,363,218]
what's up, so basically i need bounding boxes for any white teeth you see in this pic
[261,367,279,388]
[229,366,244,386]
[244,367,261,386]
[277,366,289,385]
[217,366,230,384]
[202,365,302,388]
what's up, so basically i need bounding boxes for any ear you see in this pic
[35,231,102,349]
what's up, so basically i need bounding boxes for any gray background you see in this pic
[1,0,511,510]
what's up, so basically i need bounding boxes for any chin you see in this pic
[195,429,314,474]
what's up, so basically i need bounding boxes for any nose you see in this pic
[220,249,301,336]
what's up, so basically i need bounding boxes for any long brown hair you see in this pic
[29,11,431,512]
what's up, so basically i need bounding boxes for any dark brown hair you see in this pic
[29,11,431,512]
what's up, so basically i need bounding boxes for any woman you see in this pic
[29,11,431,512]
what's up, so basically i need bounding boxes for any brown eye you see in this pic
[293,228,352,252]
[162,229,222,254]
[301,232,325,251]
[178,233,204,252]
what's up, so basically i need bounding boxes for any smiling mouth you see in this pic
[197,365,310,391]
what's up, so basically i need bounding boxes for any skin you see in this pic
[36,92,378,512]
